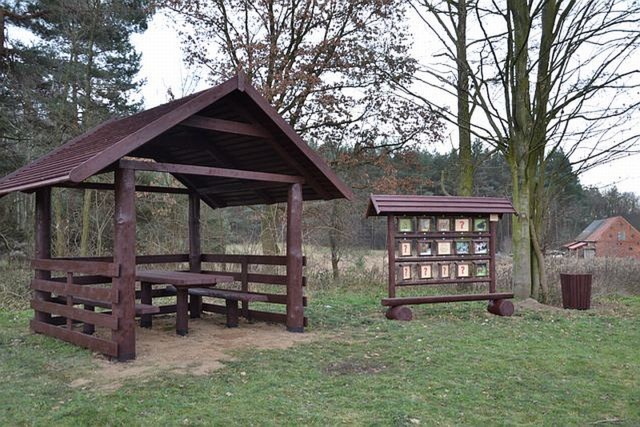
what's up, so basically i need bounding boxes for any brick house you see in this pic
[563,216,640,259]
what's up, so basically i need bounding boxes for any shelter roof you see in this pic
[366,194,516,217]
[0,73,353,207]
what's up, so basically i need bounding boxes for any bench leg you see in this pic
[83,305,95,334]
[190,295,202,319]
[176,289,189,336]
[226,299,239,328]
[140,282,153,328]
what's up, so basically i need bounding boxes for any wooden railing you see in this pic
[199,253,307,326]
[30,258,121,357]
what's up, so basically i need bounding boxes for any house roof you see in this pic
[366,194,516,217]
[0,73,353,207]
[564,216,640,248]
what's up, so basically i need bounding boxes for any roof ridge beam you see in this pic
[180,115,271,138]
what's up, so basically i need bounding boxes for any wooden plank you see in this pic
[180,115,271,138]
[31,279,115,303]
[395,278,492,286]
[135,270,234,286]
[395,255,492,263]
[56,181,190,194]
[286,183,304,332]
[201,303,308,327]
[381,292,515,306]
[112,167,137,361]
[34,187,52,324]
[201,253,306,266]
[49,275,112,285]
[31,300,118,330]
[200,270,289,285]
[119,159,305,184]
[31,319,118,357]
[55,254,190,264]
[189,288,306,306]
[490,219,497,294]
[388,215,396,299]
[187,288,269,302]
[31,258,120,277]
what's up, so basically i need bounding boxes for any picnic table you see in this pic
[136,270,234,336]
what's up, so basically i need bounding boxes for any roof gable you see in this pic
[0,73,353,207]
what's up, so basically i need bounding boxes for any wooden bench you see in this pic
[188,288,269,327]
[382,292,515,320]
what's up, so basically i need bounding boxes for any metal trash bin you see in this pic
[560,274,592,310]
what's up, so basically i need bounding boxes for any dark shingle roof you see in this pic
[366,194,516,216]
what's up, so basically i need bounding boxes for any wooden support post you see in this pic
[140,282,152,328]
[240,257,249,319]
[112,168,137,361]
[34,187,52,324]
[82,305,96,335]
[387,215,396,298]
[489,218,497,294]
[285,183,304,332]
[188,194,203,318]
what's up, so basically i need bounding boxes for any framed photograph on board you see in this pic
[398,218,414,233]
[418,217,432,232]
[474,218,488,232]
[455,241,470,255]
[400,264,412,281]
[437,218,451,232]
[454,218,470,232]
[419,264,433,279]
[439,263,451,278]
[418,241,432,256]
[457,263,471,278]
[437,240,452,255]
[475,262,489,277]
[398,241,413,257]
[474,240,489,254]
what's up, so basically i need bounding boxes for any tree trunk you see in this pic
[510,159,533,299]
[260,205,280,255]
[455,0,473,196]
[79,189,92,256]
[52,190,66,257]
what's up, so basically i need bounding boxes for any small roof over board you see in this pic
[0,73,353,208]
[366,194,516,217]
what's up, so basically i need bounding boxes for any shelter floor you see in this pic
[81,314,315,391]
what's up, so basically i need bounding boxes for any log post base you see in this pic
[487,299,515,317]
[385,305,413,321]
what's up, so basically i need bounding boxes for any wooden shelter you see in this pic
[367,194,516,319]
[0,73,353,361]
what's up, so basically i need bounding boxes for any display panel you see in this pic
[454,218,470,232]
[398,217,414,233]
[455,241,471,255]
[437,218,450,232]
[457,263,471,277]
[475,262,489,277]
[439,263,451,278]
[437,240,452,255]
[474,240,489,254]
[417,241,432,256]
[419,264,433,279]
[418,217,432,232]
[474,218,488,232]
[399,241,412,257]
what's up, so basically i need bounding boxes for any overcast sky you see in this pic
[131,12,640,196]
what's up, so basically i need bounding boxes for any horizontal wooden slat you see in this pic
[192,288,306,306]
[395,278,492,286]
[382,292,515,306]
[201,270,289,285]
[32,259,120,277]
[31,300,118,329]
[49,275,112,285]
[120,159,305,184]
[188,288,269,302]
[201,253,307,266]
[56,254,190,265]
[201,303,308,327]
[31,279,116,303]
[180,115,271,138]
[31,319,118,357]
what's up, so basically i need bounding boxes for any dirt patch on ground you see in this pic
[325,359,387,375]
[73,314,315,391]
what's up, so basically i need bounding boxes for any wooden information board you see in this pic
[366,195,516,320]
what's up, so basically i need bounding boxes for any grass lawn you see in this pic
[1,291,639,426]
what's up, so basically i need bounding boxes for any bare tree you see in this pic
[164,0,442,273]
[406,0,640,300]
